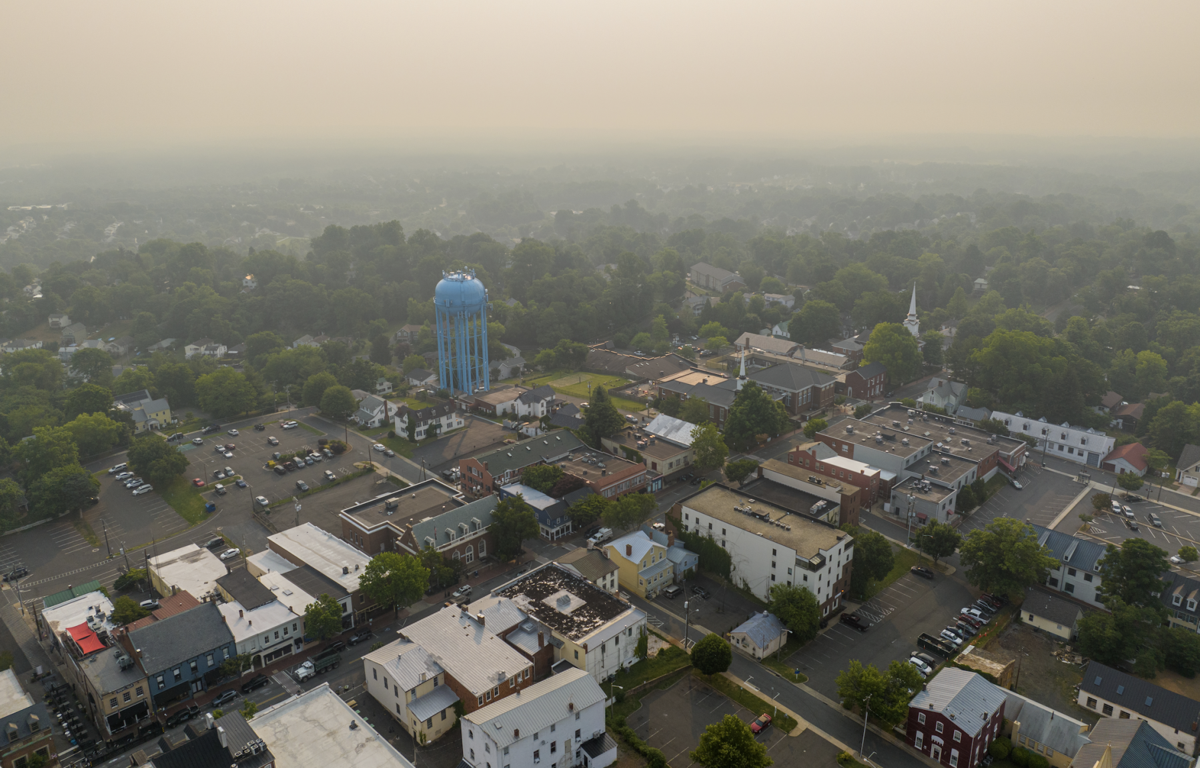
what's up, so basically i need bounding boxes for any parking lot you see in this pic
[630,675,802,767]
[93,464,195,549]
[958,464,1086,535]
[264,472,401,538]
[792,567,976,698]
[648,573,766,641]
[1056,492,1200,562]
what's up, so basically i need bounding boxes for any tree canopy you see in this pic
[690,714,773,768]
[690,633,732,675]
[491,497,540,561]
[959,518,1057,599]
[358,552,429,616]
[723,382,790,451]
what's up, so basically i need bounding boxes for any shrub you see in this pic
[1011,747,1033,767]
[989,738,1012,760]
[388,430,396,438]
[837,752,854,766]
[1028,753,1050,768]
[645,749,668,768]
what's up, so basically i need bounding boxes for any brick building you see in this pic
[837,361,887,400]
[906,668,1007,768]
[786,441,882,503]
[460,431,586,498]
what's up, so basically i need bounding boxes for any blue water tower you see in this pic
[434,270,490,394]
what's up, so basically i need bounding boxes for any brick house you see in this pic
[460,431,586,498]
[786,442,881,502]
[749,362,836,414]
[837,361,887,400]
[906,668,1007,768]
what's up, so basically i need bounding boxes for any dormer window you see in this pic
[1061,432,1067,440]
[1080,438,1087,445]
[1189,599,1198,612]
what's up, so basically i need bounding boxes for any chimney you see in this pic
[238,610,243,618]
[476,613,485,627]
[667,531,675,547]
[218,725,227,748]
[205,713,215,730]
[538,631,544,649]
[626,544,632,557]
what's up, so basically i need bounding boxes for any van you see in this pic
[108,463,128,475]
[663,584,683,599]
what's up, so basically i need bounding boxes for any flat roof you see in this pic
[267,523,369,593]
[605,428,689,461]
[658,369,729,387]
[41,592,115,638]
[864,404,1025,454]
[820,418,927,458]
[738,477,840,522]
[341,481,462,532]
[893,475,954,503]
[681,485,847,558]
[149,544,229,599]
[820,455,879,476]
[218,600,300,644]
[759,458,850,496]
[246,549,298,577]
[556,448,643,483]
[257,571,316,614]
[254,684,415,768]
[79,645,145,695]
[909,450,976,485]
[0,670,32,719]
[488,563,645,644]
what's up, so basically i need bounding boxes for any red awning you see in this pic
[998,456,1016,474]
[67,622,105,655]
[915,512,928,521]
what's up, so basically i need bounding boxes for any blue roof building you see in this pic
[728,612,789,659]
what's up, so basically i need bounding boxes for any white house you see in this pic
[406,369,439,388]
[1,339,43,353]
[1077,661,1200,756]
[728,611,789,660]
[770,322,790,339]
[216,599,303,668]
[293,334,318,348]
[363,639,459,744]
[679,485,853,615]
[991,411,1115,468]
[920,378,968,414]
[48,313,71,328]
[354,394,400,429]
[184,338,227,360]
[1176,444,1200,488]
[512,385,556,419]
[242,274,257,290]
[375,377,394,395]
[460,667,615,768]
[1031,524,1107,609]
[394,402,464,440]
[762,293,796,310]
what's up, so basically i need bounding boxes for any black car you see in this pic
[166,432,185,442]
[273,466,287,476]
[253,424,266,431]
[691,586,709,599]
[348,630,375,646]
[165,704,200,728]
[839,613,870,632]
[241,675,270,694]
[910,566,935,580]
[210,690,238,709]
[1122,493,1144,502]
[1125,518,1139,531]
[3,566,28,582]
[689,476,703,485]
[202,424,222,435]
[204,537,224,550]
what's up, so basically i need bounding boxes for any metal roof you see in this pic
[644,413,699,447]
[907,667,1008,737]
[607,531,663,567]
[1072,719,1192,768]
[1079,661,1200,732]
[730,612,788,651]
[1030,525,1106,574]
[400,607,532,695]
[471,431,586,477]
[748,361,834,391]
[1002,691,1090,760]
[464,667,605,748]
[408,683,460,722]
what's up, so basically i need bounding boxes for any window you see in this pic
[918,713,926,725]
[1119,711,1131,719]
[1068,567,1077,576]
[109,697,118,708]
[574,650,579,660]
[576,730,581,740]
[953,731,961,743]
[551,742,557,754]
[157,675,164,687]
[1046,749,1054,757]
[1102,704,1113,716]
[373,669,378,680]
[384,678,389,690]
[950,749,959,768]
[485,690,491,702]
[136,686,144,697]
[1086,697,1097,709]
[1084,573,1093,582]
[534,750,540,762]
[1065,583,1076,594]
[206,653,214,666]
[551,724,556,733]
[123,691,131,702]
[478,696,484,706]
[174,668,182,681]
[427,718,433,728]
[915,732,924,750]
[936,722,944,734]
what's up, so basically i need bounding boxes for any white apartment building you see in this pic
[363,639,458,744]
[991,411,1115,469]
[679,485,853,613]
[461,667,616,768]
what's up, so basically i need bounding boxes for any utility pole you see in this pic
[905,494,917,546]
[294,499,302,528]
[102,519,111,559]
[684,600,692,650]
[860,694,872,760]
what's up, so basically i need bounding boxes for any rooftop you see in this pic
[473,387,525,407]
[749,361,836,391]
[643,413,700,447]
[822,418,928,458]
[556,447,644,485]
[730,612,788,650]
[254,684,416,768]
[656,369,729,389]
[758,458,855,508]
[1002,691,1090,761]
[1104,442,1149,472]
[607,531,665,566]
[682,484,848,558]
[464,667,605,749]
[1031,525,1107,574]
[399,607,532,695]
[0,670,32,720]
[217,599,299,644]
[127,591,202,631]
[412,495,498,551]
[148,544,229,600]
[1023,586,1088,627]
[78,644,146,696]
[893,475,954,503]
[283,564,349,601]
[217,569,277,610]
[555,549,619,585]
[1072,720,1192,768]
[267,523,370,592]
[246,549,300,577]
[470,430,586,477]
[364,640,446,692]
[604,427,690,461]
[41,591,115,639]
[42,579,104,609]
[908,667,1008,737]
[256,571,316,615]
[485,563,643,644]
[864,404,1025,455]
[340,480,463,532]
[127,602,233,675]
[1079,661,1200,733]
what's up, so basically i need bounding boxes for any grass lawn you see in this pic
[295,422,323,436]
[400,396,436,409]
[161,475,210,525]
[379,434,416,458]
[702,671,799,733]
[522,370,645,411]
[73,520,101,547]
[600,643,691,698]
[760,643,809,683]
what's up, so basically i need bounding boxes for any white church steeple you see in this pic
[903,283,920,338]
[737,348,747,391]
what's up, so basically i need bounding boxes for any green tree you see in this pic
[369,335,392,366]
[690,714,773,768]
[959,518,1057,599]
[946,287,970,319]
[155,362,197,407]
[705,336,728,351]
[842,526,894,599]
[303,593,344,642]
[69,347,115,386]
[567,494,609,528]
[219,654,254,678]
[491,496,539,561]
[64,412,123,457]
[1076,598,1161,668]
[244,331,286,367]
[583,386,625,442]
[1091,493,1112,513]
[1178,546,1198,563]
[690,633,732,676]
[196,368,259,418]
[29,464,98,520]
[319,385,358,419]
[803,417,828,440]
[678,397,711,425]
[768,583,820,644]
[602,492,656,530]
[1163,627,1200,677]
[240,700,259,720]
[0,479,22,532]
[723,458,759,486]
[65,383,114,420]
[358,552,429,617]
[1144,449,1170,480]
[126,434,189,487]
[302,371,339,407]
[863,323,922,384]
[835,659,924,730]
[724,382,790,451]
[111,596,151,625]
[789,299,840,347]
[402,354,428,373]
[913,520,962,566]
[922,330,945,368]
[1117,473,1144,491]
[691,423,729,475]
[113,568,148,591]
[956,484,979,514]
[17,426,80,490]
[1097,539,1169,612]
[521,464,564,494]
[419,545,460,589]
[854,403,873,418]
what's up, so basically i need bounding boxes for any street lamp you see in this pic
[605,684,624,720]
[860,694,872,760]
[772,691,781,720]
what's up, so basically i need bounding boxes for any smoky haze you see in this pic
[4,0,1200,155]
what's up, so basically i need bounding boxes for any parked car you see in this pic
[273,466,287,476]
[254,424,266,432]
[384,449,395,458]
[958,614,983,629]
[108,463,128,475]
[267,436,279,445]
[3,567,29,582]
[310,452,323,462]
[192,437,204,445]
[939,630,963,647]
[909,657,932,676]
[910,566,935,579]
[115,471,133,481]
[913,652,938,668]
[304,456,314,466]
[954,621,977,637]
[219,548,240,561]
[691,586,710,600]
[663,584,683,599]
[204,537,224,550]
[840,613,870,632]
[1170,555,1186,565]
[325,470,336,481]
[1110,500,1122,514]
[140,599,160,610]
[452,584,472,599]
[282,421,298,430]
[296,480,309,492]
[214,484,226,495]
[961,607,988,622]
[1149,513,1163,528]
[210,690,238,708]
[348,630,375,646]
[165,704,200,728]
[1010,479,1023,490]
[241,675,270,694]
[1122,506,1135,519]
[224,443,236,451]
[372,443,386,453]
[125,477,144,488]
[943,626,967,642]
[214,470,225,480]
[255,496,269,507]
[227,429,239,436]
[202,425,222,435]
[192,478,206,487]
[235,479,247,488]
[750,713,772,734]
[133,484,154,496]
[322,448,334,458]
[322,640,346,655]
[1125,518,1140,531]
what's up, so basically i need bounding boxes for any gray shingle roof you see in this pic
[1079,661,1200,732]
[472,430,586,477]
[411,495,497,550]
[517,385,555,405]
[856,361,886,379]
[1002,692,1090,761]
[907,667,1008,737]
[1030,525,1107,574]
[127,602,234,675]
[1178,443,1200,472]
[217,569,277,611]
[749,362,834,392]
[1072,719,1192,768]
[1160,571,1200,621]
[1022,586,1086,627]
[730,612,787,651]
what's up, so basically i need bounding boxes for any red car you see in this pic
[192,478,206,487]
[750,713,772,734]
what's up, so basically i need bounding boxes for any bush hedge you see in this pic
[989,737,1012,760]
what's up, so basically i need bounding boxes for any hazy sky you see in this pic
[6,0,1199,153]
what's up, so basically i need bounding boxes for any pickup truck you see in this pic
[295,654,341,681]
[587,528,614,548]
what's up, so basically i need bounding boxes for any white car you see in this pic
[1010,479,1023,490]
[282,421,298,430]
[219,548,240,561]
[227,429,239,436]
[372,443,386,453]
[132,484,153,496]
[961,607,988,622]
[1110,500,1122,514]
[909,657,932,675]
[114,471,133,481]
[1170,555,1186,565]
[255,496,269,507]
[939,629,963,647]
[223,451,234,459]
